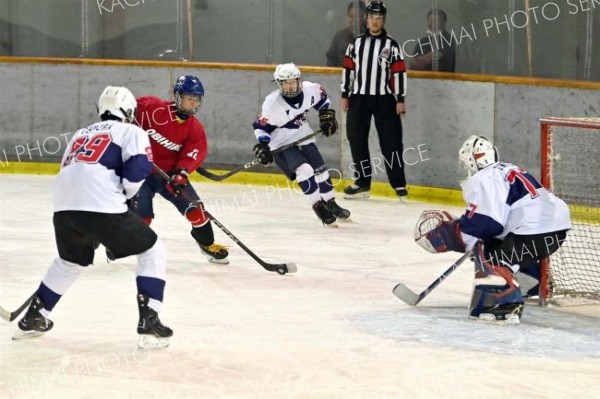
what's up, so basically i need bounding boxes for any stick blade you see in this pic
[284,263,297,274]
[392,283,422,306]
[0,305,12,322]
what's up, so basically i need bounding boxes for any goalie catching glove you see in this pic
[319,108,338,137]
[414,210,466,254]
[166,168,189,197]
[253,142,274,165]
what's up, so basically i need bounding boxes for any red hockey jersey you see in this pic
[136,96,207,173]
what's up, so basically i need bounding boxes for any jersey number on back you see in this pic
[64,133,112,166]
[506,168,539,199]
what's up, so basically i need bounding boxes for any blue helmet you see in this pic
[173,75,204,118]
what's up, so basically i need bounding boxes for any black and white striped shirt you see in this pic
[341,29,407,102]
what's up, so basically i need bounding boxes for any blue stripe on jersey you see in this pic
[313,90,328,110]
[281,119,302,130]
[506,172,543,206]
[253,121,277,134]
[459,213,503,240]
[123,153,152,183]
[98,142,123,172]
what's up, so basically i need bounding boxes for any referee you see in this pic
[340,1,408,199]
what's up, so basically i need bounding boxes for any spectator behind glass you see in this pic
[409,9,456,72]
[326,1,367,67]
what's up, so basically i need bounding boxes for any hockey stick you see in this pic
[196,130,323,182]
[0,294,35,322]
[392,251,473,306]
[151,162,297,275]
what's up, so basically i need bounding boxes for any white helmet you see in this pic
[273,63,302,97]
[97,86,137,123]
[458,135,499,175]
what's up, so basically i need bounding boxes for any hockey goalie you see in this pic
[414,135,571,324]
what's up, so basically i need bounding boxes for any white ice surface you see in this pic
[1,174,599,399]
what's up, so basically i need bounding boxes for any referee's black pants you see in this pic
[346,94,406,189]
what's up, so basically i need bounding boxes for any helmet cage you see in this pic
[458,135,499,175]
[273,63,302,98]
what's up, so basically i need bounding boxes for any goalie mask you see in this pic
[97,86,137,123]
[458,135,499,176]
[173,75,204,119]
[273,63,302,98]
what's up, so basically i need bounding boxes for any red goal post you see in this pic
[539,117,600,304]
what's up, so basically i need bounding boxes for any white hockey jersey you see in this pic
[53,120,153,213]
[252,81,332,150]
[459,161,572,250]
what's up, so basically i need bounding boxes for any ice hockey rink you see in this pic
[1,174,599,399]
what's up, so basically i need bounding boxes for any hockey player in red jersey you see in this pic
[132,75,229,264]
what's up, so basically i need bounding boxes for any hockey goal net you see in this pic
[540,117,600,304]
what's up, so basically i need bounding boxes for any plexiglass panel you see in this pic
[0,0,597,81]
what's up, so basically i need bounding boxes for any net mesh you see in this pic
[544,118,600,299]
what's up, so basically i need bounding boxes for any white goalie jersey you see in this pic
[53,120,153,214]
[252,81,331,151]
[458,161,572,250]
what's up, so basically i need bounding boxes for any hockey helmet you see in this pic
[366,1,387,16]
[273,63,302,98]
[173,75,204,118]
[97,86,137,123]
[458,135,499,175]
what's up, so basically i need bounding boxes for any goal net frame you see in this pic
[539,117,600,305]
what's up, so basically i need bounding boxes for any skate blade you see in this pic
[12,329,45,340]
[323,221,339,228]
[473,313,521,325]
[137,335,170,349]
[343,193,370,200]
[206,257,230,265]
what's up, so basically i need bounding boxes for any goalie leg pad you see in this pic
[470,246,524,322]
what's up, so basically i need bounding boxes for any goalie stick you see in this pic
[196,130,323,182]
[392,251,472,306]
[0,294,35,323]
[151,162,297,275]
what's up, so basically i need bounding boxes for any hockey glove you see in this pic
[425,220,467,253]
[253,142,274,166]
[166,168,189,197]
[319,108,338,137]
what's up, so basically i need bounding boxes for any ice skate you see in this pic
[469,282,524,325]
[313,200,337,226]
[325,198,351,221]
[198,243,230,265]
[343,184,370,199]
[474,303,523,325]
[395,187,408,202]
[13,296,53,340]
[137,294,173,349]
